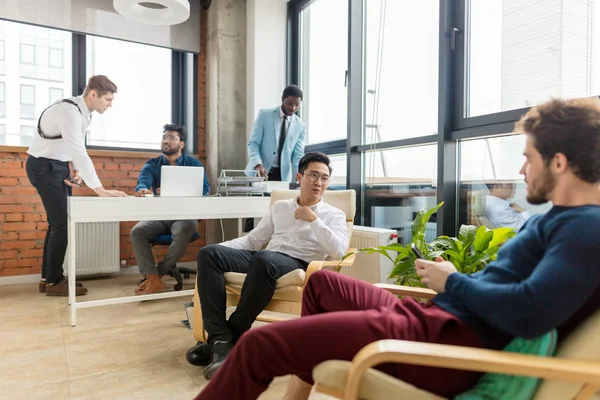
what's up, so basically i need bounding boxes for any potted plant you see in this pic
[337,202,517,288]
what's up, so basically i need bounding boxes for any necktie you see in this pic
[277,116,287,164]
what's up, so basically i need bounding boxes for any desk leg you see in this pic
[238,218,242,237]
[68,219,77,326]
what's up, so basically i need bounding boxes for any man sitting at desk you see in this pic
[186,152,349,380]
[131,123,210,295]
[484,182,530,229]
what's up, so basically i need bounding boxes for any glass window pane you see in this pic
[0,81,4,101]
[86,36,171,150]
[20,125,34,146]
[49,48,62,67]
[20,43,34,64]
[364,145,438,243]
[20,85,35,104]
[459,135,551,230]
[0,124,5,145]
[0,40,5,60]
[364,1,439,143]
[328,154,347,189]
[49,87,63,103]
[299,0,348,145]
[467,0,600,117]
[35,46,48,66]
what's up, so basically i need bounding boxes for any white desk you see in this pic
[67,196,271,326]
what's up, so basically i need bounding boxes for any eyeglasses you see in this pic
[162,134,180,142]
[304,171,329,184]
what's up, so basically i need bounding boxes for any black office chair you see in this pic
[146,232,200,291]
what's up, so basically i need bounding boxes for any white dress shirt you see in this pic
[484,195,530,230]
[220,196,349,263]
[27,95,102,189]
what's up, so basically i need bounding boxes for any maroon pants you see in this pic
[195,270,484,400]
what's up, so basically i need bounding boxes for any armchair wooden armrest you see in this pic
[344,339,600,400]
[374,283,437,300]
[303,249,357,285]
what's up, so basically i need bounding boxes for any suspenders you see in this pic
[37,99,82,140]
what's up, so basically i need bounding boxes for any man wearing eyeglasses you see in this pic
[186,152,349,380]
[130,123,210,295]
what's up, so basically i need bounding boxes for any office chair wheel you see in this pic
[167,268,184,291]
[183,274,190,280]
[174,283,183,291]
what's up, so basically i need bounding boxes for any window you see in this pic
[20,125,35,146]
[466,0,600,117]
[20,85,36,119]
[458,135,551,230]
[363,145,438,243]
[364,1,439,144]
[299,0,348,145]
[49,48,63,68]
[328,154,347,189]
[85,35,171,150]
[49,87,63,104]
[0,124,5,145]
[0,81,5,117]
[20,43,35,64]
[0,39,5,75]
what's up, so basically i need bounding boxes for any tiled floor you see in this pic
[0,275,333,400]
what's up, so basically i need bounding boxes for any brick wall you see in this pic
[0,9,208,278]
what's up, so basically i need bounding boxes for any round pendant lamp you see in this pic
[113,0,190,26]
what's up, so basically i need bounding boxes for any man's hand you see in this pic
[135,188,153,197]
[64,170,83,187]
[294,206,317,223]
[510,203,525,213]
[94,187,128,197]
[255,164,268,180]
[415,257,458,293]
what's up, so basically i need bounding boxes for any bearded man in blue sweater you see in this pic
[193,97,600,400]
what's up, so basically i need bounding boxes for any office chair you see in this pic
[147,232,200,291]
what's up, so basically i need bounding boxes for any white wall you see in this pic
[246,0,288,140]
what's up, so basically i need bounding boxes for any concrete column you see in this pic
[205,0,247,244]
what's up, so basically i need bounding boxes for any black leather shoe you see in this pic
[203,341,233,380]
[186,342,213,367]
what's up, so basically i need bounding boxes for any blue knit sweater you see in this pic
[434,205,600,349]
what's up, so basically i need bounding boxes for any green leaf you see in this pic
[358,247,395,263]
[488,227,517,248]
[429,237,458,251]
[411,202,444,241]
[473,226,493,252]
[388,258,416,281]
[458,225,477,247]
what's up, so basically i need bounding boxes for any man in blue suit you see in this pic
[245,85,306,183]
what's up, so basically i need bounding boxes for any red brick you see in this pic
[23,214,42,222]
[0,205,36,213]
[20,249,44,258]
[101,171,129,179]
[17,258,40,267]
[2,222,37,231]
[5,214,24,222]
[0,178,18,186]
[0,168,27,177]
[1,187,37,195]
[0,250,18,259]
[0,152,18,159]
[19,231,46,240]
[0,196,17,204]
[0,259,19,269]
[0,266,33,276]
[2,161,23,169]
[37,222,49,230]
[104,163,119,171]
[1,240,35,250]
[0,232,18,240]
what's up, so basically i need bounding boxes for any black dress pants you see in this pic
[197,244,308,344]
[25,156,72,285]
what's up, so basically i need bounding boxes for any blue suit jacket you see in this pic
[245,107,306,182]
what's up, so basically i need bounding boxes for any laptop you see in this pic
[160,166,205,197]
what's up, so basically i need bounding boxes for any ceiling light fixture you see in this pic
[113,0,190,26]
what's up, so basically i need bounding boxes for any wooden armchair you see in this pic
[192,189,357,342]
[314,284,600,400]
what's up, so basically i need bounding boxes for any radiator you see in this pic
[63,222,121,276]
[400,222,437,244]
[341,226,397,284]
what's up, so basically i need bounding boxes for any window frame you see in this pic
[287,0,591,235]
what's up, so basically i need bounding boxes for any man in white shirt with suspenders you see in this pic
[26,75,127,297]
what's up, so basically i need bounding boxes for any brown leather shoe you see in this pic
[134,274,164,295]
[39,279,83,293]
[46,280,88,297]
